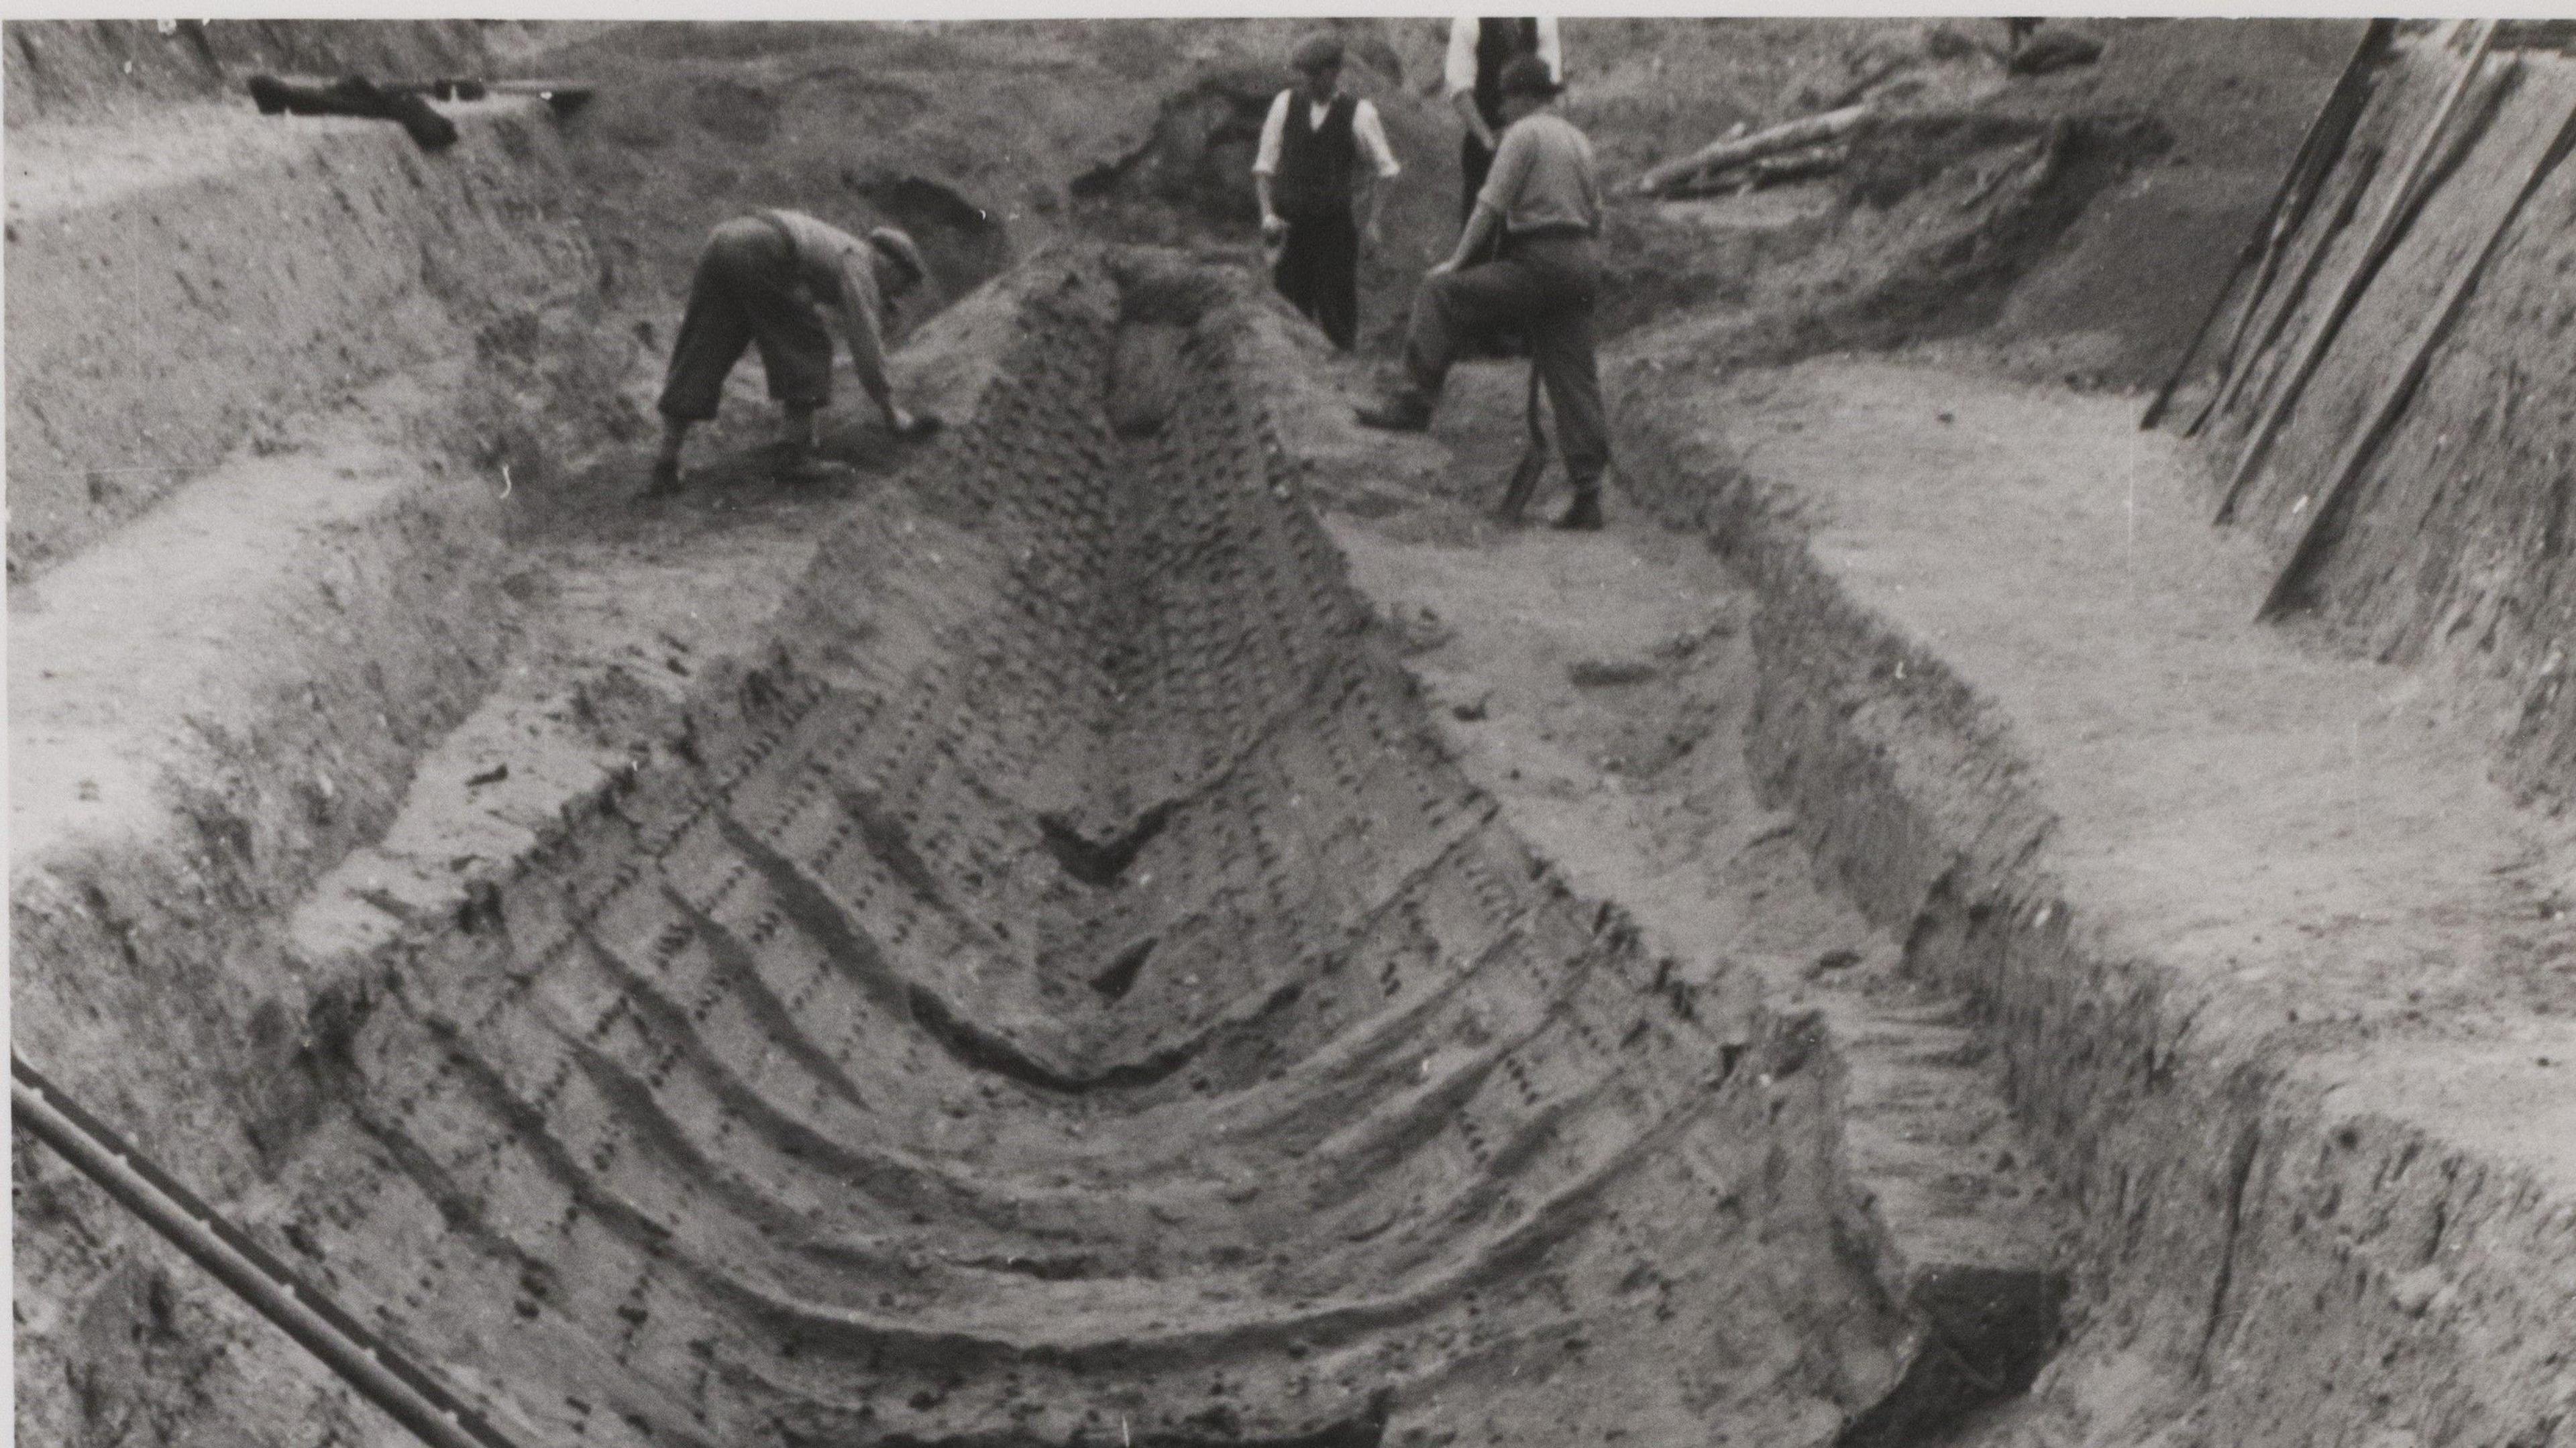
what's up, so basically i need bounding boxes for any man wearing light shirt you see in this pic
[1358,55,1610,532]
[1254,33,1403,353]
[1445,16,1562,233]
[645,209,934,499]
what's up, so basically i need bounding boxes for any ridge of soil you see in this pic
[1616,350,2576,1448]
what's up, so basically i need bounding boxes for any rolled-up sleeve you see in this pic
[830,247,893,403]
[1353,100,1402,178]
[1252,90,1291,176]
[1444,17,1477,97]
[1476,121,1536,216]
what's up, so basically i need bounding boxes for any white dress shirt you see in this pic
[1252,91,1403,180]
[1444,16,1564,99]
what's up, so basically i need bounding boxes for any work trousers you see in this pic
[657,217,834,423]
[1400,231,1611,494]
[1454,135,1513,345]
[1272,207,1360,352]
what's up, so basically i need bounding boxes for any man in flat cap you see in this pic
[644,209,936,499]
[1358,54,1611,531]
[1254,32,1403,351]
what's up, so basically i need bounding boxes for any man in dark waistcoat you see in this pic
[1445,17,1563,233]
[1254,33,1403,352]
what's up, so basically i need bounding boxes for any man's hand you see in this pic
[1428,258,1461,278]
[1260,213,1288,243]
[1362,221,1384,258]
[887,406,943,440]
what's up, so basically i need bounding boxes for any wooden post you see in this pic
[2197,142,2385,441]
[2257,97,2576,622]
[2144,19,2392,431]
[1633,105,1873,196]
[2216,19,2499,524]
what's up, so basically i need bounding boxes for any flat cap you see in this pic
[867,225,927,286]
[1291,32,1344,73]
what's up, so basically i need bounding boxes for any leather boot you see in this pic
[246,74,458,150]
[1354,393,1434,432]
[1552,490,1605,532]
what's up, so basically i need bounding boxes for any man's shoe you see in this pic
[639,456,683,501]
[1552,494,1605,532]
[1354,396,1434,432]
[374,84,461,151]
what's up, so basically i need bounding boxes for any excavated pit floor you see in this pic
[193,256,1935,1448]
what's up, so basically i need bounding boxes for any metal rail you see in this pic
[11,1052,532,1448]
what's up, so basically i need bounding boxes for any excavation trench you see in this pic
[23,25,2576,1448]
[142,251,1919,1448]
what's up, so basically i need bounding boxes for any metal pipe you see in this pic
[11,1053,528,1448]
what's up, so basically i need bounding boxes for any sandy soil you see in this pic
[1696,356,2576,1068]
[1615,345,2576,1448]
[1326,419,1856,1005]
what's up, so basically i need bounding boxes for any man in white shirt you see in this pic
[645,210,936,499]
[1254,32,1403,352]
[1445,17,1562,233]
[1360,56,1610,531]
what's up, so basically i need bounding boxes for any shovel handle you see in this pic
[1495,364,1552,523]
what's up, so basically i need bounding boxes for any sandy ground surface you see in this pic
[1321,389,1856,1001]
[1697,354,2576,1186]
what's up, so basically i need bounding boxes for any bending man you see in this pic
[647,209,934,498]
[1358,55,1610,531]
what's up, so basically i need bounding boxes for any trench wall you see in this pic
[8,90,633,1448]
[5,99,606,578]
[11,96,617,1202]
[3,19,492,125]
[1620,398,2576,1448]
[2187,38,2576,805]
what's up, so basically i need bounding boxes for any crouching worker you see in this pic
[1356,55,1610,531]
[645,210,936,499]
[1254,32,1401,352]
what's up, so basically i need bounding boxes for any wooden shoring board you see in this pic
[12,1054,530,1448]
[2193,141,2383,441]
[2216,19,2501,524]
[2257,91,2576,621]
[2145,19,2393,432]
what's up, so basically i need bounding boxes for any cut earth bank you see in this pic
[11,17,2573,1448]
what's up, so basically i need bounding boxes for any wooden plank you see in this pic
[1633,105,1872,196]
[2216,19,2500,524]
[2149,19,2394,432]
[2256,96,2576,621]
[2195,142,2384,440]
